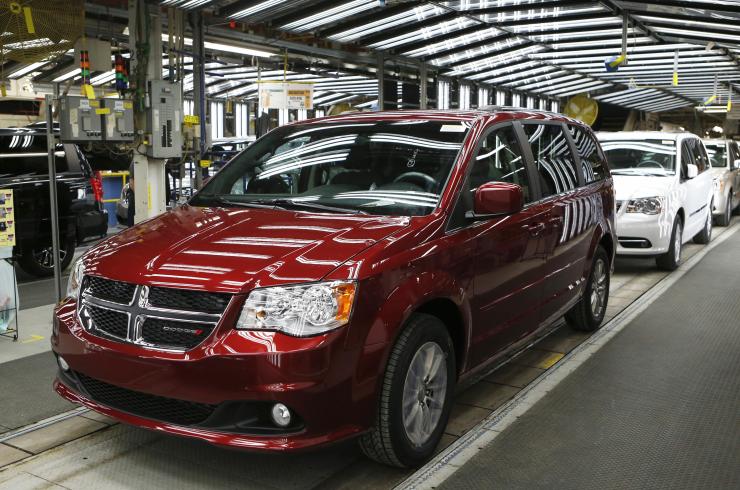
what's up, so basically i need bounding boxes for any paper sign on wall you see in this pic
[0,190,15,247]
[258,82,314,110]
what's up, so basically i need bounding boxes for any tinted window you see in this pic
[469,124,531,202]
[0,133,71,177]
[731,142,740,166]
[688,139,708,173]
[569,125,606,183]
[602,139,676,176]
[192,120,469,217]
[704,143,727,168]
[523,123,578,198]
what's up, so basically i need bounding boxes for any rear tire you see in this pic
[359,313,456,468]
[565,246,610,332]
[693,204,713,244]
[19,239,75,277]
[656,217,682,271]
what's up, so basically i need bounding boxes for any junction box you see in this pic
[146,80,183,158]
[59,96,103,142]
[101,99,135,142]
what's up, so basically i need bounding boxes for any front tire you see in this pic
[716,195,732,226]
[656,217,682,271]
[565,246,610,332]
[693,204,713,244]
[19,239,75,277]
[359,313,456,468]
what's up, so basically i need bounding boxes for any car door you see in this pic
[679,139,704,238]
[450,121,548,368]
[689,138,713,232]
[730,142,740,203]
[520,121,588,327]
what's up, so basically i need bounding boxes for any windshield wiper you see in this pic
[266,198,368,215]
[201,195,283,209]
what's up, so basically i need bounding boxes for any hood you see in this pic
[613,175,674,201]
[83,206,411,293]
[707,167,727,178]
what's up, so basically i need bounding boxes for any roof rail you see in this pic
[478,105,562,116]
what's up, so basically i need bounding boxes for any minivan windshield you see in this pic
[190,120,470,216]
[704,144,727,168]
[600,139,676,176]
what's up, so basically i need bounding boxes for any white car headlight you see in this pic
[236,281,357,337]
[626,197,664,215]
[66,258,85,300]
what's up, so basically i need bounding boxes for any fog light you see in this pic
[57,356,70,372]
[271,403,292,427]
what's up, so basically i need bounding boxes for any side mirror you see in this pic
[468,182,523,219]
[686,163,699,179]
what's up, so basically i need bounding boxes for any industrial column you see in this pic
[128,0,167,223]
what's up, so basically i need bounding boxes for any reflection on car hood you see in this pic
[613,174,674,201]
[83,205,411,293]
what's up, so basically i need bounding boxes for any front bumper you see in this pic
[616,212,674,256]
[52,298,380,452]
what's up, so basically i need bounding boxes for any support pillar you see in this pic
[129,1,166,223]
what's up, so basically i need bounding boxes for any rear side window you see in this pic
[523,123,578,198]
[568,125,606,183]
[468,124,531,203]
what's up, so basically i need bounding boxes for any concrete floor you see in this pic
[0,219,736,489]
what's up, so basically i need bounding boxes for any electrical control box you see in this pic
[101,99,135,142]
[146,80,183,158]
[59,96,103,142]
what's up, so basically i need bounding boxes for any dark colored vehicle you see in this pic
[0,128,108,276]
[53,109,615,467]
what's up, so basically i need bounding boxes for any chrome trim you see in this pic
[77,275,226,352]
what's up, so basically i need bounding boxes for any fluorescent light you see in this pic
[229,0,283,20]
[8,61,48,79]
[53,68,79,83]
[161,34,273,58]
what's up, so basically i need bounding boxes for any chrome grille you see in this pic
[78,276,230,351]
[148,287,230,314]
[85,276,136,304]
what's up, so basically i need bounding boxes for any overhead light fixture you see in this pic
[8,61,48,79]
[53,68,79,83]
[161,34,273,58]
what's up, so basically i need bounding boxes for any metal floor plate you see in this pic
[438,229,740,489]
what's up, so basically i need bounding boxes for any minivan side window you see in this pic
[689,139,708,173]
[568,125,606,183]
[523,123,578,198]
[468,124,531,203]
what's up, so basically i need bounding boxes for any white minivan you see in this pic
[703,139,740,226]
[598,131,714,270]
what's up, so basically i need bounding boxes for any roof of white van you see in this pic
[596,131,697,141]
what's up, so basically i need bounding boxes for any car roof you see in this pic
[297,108,582,126]
[596,131,698,142]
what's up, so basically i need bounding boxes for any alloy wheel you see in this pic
[402,341,448,448]
[32,246,67,270]
[589,258,608,318]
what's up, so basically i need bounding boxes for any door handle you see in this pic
[524,222,546,236]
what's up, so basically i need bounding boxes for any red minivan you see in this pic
[53,109,615,467]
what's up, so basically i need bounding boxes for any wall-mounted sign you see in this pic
[258,81,314,110]
[0,190,15,248]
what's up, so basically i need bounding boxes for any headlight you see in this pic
[236,281,357,337]
[66,258,85,300]
[626,197,664,215]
